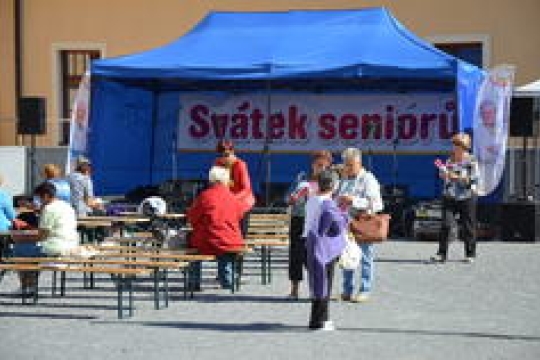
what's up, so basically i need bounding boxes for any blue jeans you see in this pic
[217,254,235,289]
[12,243,46,257]
[189,254,235,289]
[342,243,374,295]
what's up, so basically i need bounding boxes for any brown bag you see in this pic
[349,213,391,243]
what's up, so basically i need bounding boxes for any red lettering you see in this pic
[211,114,229,138]
[189,105,210,138]
[340,114,358,140]
[269,113,285,139]
[288,106,307,139]
[385,106,395,140]
[361,114,382,139]
[230,113,249,139]
[420,114,437,139]
[250,108,265,139]
[318,114,336,139]
[438,101,457,139]
[398,114,417,140]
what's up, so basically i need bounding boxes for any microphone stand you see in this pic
[391,128,400,197]
[171,133,177,183]
[389,125,401,236]
[366,123,374,171]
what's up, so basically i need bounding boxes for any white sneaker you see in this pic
[314,320,335,331]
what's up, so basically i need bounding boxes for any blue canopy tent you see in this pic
[89,7,484,199]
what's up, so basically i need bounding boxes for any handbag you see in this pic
[339,233,362,270]
[349,212,391,243]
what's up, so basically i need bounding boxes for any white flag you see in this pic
[473,65,515,196]
[67,72,91,172]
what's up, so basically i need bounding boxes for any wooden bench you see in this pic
[93,247,251,294]
[0,262,151,319]
[6,257,189,309]
[246,212,290,285]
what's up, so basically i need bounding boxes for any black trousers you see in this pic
[438,196,477,258]
[309,260,336,329]
[288,216,306,282]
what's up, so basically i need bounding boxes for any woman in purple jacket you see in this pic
[304,169,347,331]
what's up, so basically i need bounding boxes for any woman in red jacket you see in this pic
[214,140,255,225]
[187,166,247,289]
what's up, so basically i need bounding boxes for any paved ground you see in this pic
[1,240,539,360]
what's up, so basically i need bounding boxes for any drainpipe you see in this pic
[14,0,22,145]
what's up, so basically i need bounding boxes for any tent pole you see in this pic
[264,80,272,206]
[149,86,158,185]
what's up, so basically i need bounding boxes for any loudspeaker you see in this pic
[509,96,539,137]
[17,97,46,135]
[501,202,539,242]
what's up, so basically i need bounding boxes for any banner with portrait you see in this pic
[472,65,515,196]
[67,72,91,172]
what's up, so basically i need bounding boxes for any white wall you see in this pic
[0,146,27,196]
[0,146,68,197]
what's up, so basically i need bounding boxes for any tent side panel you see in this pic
[89,80,154,195]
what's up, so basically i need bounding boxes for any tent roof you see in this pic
[91,7,476,81]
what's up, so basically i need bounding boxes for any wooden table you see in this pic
[79,216,150,223]
[118,212,186,219]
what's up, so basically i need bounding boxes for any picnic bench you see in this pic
[5,257,188,309]
[0,262,151,319]
[246,212,290,285]
[93,245,251,294]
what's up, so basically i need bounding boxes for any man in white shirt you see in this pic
[334,147,383,303]
[68,156,101,217]
[12,182,79,296]
[37,183,79,255]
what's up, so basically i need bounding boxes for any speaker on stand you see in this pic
[17,97,47,191]
[509,96,539,200]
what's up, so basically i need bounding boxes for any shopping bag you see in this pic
[349,213,391,243]
[339,233,362,270]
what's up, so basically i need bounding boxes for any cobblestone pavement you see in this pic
[1,240,539,360]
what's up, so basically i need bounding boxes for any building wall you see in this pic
[1,0,539,147]
[0,0,17,145]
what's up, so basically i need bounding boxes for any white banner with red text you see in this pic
[178,93,458,153]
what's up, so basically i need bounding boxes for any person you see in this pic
[286,150,333,300]
[473,99,503,195]
[474,99,501,165]
[335,147,383,303]
[432,133,479,263]
[67,156,101,217]
[304,169,347,331]
[0,174,16,232]
[41,164,71,204]
[12,182,79,294]
[214,140,255,230]
[187,166,247,289]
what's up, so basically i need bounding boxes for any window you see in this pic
[434,42,483,68]
[59,49,101,146]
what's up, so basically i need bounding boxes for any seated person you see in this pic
[42,164,71,204]
[187,166,247,289]
[13,196,39,229]
[12,182,79,294]
[0,173,16,232]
